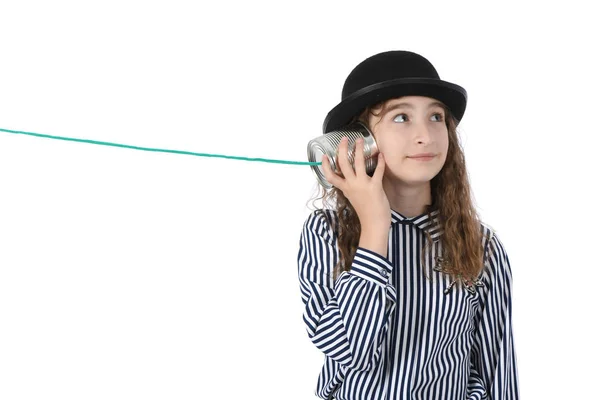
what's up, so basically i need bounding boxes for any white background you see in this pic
[1,1,598,399]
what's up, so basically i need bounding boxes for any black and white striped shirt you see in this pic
[297,208,519,399]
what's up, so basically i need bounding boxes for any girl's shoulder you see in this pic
[477,220,513,278]
[478,220,497,251]
[304,208,340,242]
[309,207,339,226]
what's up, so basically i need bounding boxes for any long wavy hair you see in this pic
[307,99,486,284]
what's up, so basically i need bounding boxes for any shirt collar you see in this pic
[390,208,443,241]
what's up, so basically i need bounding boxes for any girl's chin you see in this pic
[383,172,437,186]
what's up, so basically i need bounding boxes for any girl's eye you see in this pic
[393,113,408,123]
[431,113,444,122]
[393,113,445,123]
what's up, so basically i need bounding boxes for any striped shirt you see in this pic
[297,208,519,399]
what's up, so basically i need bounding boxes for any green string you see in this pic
[0,127,322,166]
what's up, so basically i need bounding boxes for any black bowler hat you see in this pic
[323,50,467,133]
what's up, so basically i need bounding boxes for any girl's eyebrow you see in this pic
[384,101,445,114]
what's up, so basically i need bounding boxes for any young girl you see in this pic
[297,51,519,399]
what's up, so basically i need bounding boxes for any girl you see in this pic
[297,50,519,399]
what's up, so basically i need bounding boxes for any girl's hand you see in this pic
[322,136,391,230]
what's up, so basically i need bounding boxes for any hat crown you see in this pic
[342,51,440,100]
[322,49,467,133]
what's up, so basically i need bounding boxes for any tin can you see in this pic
[307,121,379,189]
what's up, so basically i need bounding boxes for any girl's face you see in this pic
[368,95,449,186]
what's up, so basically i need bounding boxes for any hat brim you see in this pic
[322,78,467,133]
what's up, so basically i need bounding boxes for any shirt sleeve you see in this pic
[467,232,520,399]
[297,210,397,371]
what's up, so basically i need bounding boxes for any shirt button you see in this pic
[380,269,388,277]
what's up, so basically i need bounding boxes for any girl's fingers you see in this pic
[322,154,343,188]
[373,152,386,181]
[336,137,354,180]
[354,138,366,176]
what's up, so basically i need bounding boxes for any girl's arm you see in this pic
[467,233,520,399]
[297,211,397,371]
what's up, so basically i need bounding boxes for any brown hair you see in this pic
[307,99,486,284]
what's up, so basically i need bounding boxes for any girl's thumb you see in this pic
[373,152,385,180]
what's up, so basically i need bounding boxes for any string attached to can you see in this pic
[0,127,322,166]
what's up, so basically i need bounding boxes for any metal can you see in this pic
[307,121,379,189]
